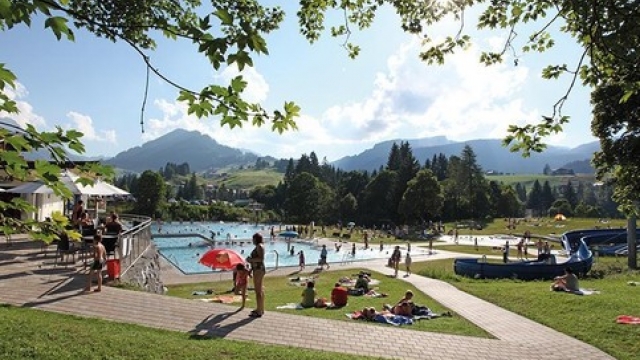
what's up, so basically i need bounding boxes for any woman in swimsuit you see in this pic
[246,233,265,317]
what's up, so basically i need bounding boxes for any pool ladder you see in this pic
[269,250,279,270]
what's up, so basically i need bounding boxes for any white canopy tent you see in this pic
[7,171,130,221]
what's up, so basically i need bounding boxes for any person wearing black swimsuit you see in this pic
[246,233,265,317]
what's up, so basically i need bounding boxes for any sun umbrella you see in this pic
[7,171,130,197]
[347,221,356,227]
[279,230,298,238]
[199,249,245,271]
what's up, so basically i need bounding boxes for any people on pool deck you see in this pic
[72,200,84,227]
[246,233,265,317]
[318,244,329,269]
[298,250,305,271]
[551,267,580,292]
[331,282,348,307]
[351,242,356,257]
[85,234,106,292]
[234,263,250,309]
[404,252,412,277]
[391,246,402,277]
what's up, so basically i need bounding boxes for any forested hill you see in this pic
[333,137,599,174]
[105,129,259,172]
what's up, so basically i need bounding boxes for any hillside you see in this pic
[333,137,599,174]
[105,129,259,172]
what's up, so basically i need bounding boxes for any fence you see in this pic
[117,214,153,277]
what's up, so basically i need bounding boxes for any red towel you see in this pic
[616,315,640,324]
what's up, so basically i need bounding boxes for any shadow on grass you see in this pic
[189,310,258,339]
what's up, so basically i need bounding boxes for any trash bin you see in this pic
[106,259,120,280]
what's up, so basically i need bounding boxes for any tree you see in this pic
[339,193,358,224]
[543,164,552,175]
[284,172,332,224]
[135,170,166,217]
[527,180,543,216]
[359,170,397,226]
[398,169,443,223]
[549,199,573,218]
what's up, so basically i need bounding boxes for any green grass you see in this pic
[485,174,596,188]
[217,170,283,189]
[0,305,378,360]
[445,217,630,237]
[166,268,491,338]
[411,257,640,360]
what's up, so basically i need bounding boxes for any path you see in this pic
[0,240,612,360]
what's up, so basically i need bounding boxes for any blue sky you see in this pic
[0,3,596,162]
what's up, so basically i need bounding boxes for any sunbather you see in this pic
[551,267,580,292]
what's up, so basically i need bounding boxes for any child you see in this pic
[234,263,250,309]
[298,250,305,271]
[85,234,106,292]
[405,252,412,277]
[301,281,317,308]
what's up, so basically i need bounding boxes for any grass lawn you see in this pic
[0,305,377,360]
[411,257,640,360]
[446,217,630,238]
[166,268,491,338]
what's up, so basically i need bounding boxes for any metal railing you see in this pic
[117,214,153,277]
[269,250,279,270]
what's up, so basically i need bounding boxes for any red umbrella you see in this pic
[199,249,245,271]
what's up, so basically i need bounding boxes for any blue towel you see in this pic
[374,314,414,326]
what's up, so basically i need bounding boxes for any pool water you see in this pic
[151,222,425,274]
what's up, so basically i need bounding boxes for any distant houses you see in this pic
[550,168,575,176]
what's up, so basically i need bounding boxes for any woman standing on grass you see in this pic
[246,233,265,317]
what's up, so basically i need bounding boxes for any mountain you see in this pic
[560,159,595,174]
[332,137,600,174]
[105,129,259,172]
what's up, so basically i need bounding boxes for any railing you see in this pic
[269,250,279,270]
[117,214,153,277]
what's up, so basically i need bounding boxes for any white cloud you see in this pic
[0,82,46,128]
[216,65,270,104]
[142,37,569,161]
[66,111,117,143]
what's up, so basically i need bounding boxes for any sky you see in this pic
[0,3,597,162]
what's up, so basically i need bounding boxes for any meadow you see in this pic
[166,268,491,338]
[0,305,377,360]
[411,257,640,360]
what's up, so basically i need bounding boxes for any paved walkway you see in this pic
[0,240,612,360]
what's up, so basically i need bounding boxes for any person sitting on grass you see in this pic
[354,273,369,293]
[551,267,580,292]
[301,281,317,308]
[330,282,348,307]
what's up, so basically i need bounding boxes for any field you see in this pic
[216,169,283,189]
[444,217,630,237]
[166,268,491,338]
[411,257,640,360]
[485,173,596,188]
[0,305,374,360]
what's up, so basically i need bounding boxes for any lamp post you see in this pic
[628,203,638,270]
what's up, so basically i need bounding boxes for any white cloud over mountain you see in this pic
[143,38,579,161]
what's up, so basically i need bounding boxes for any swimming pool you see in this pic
[152,222,425,274]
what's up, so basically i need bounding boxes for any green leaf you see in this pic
[215,9,233,26]
[0,63,17,89]
[44,16,74,41]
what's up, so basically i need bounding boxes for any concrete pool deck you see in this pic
[0,237,612,360]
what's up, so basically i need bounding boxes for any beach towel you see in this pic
[276,303,304,310]
[192,290,214,296]
[374,314,413,326]
[198,295,246,304]
[616,315,640,325]
[364,290,388,298]
[627,281,640,286]
[572,288,600,296]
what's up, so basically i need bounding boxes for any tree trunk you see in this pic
[628,215,637,270]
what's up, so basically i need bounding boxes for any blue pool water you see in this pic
[152,222,424,274]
